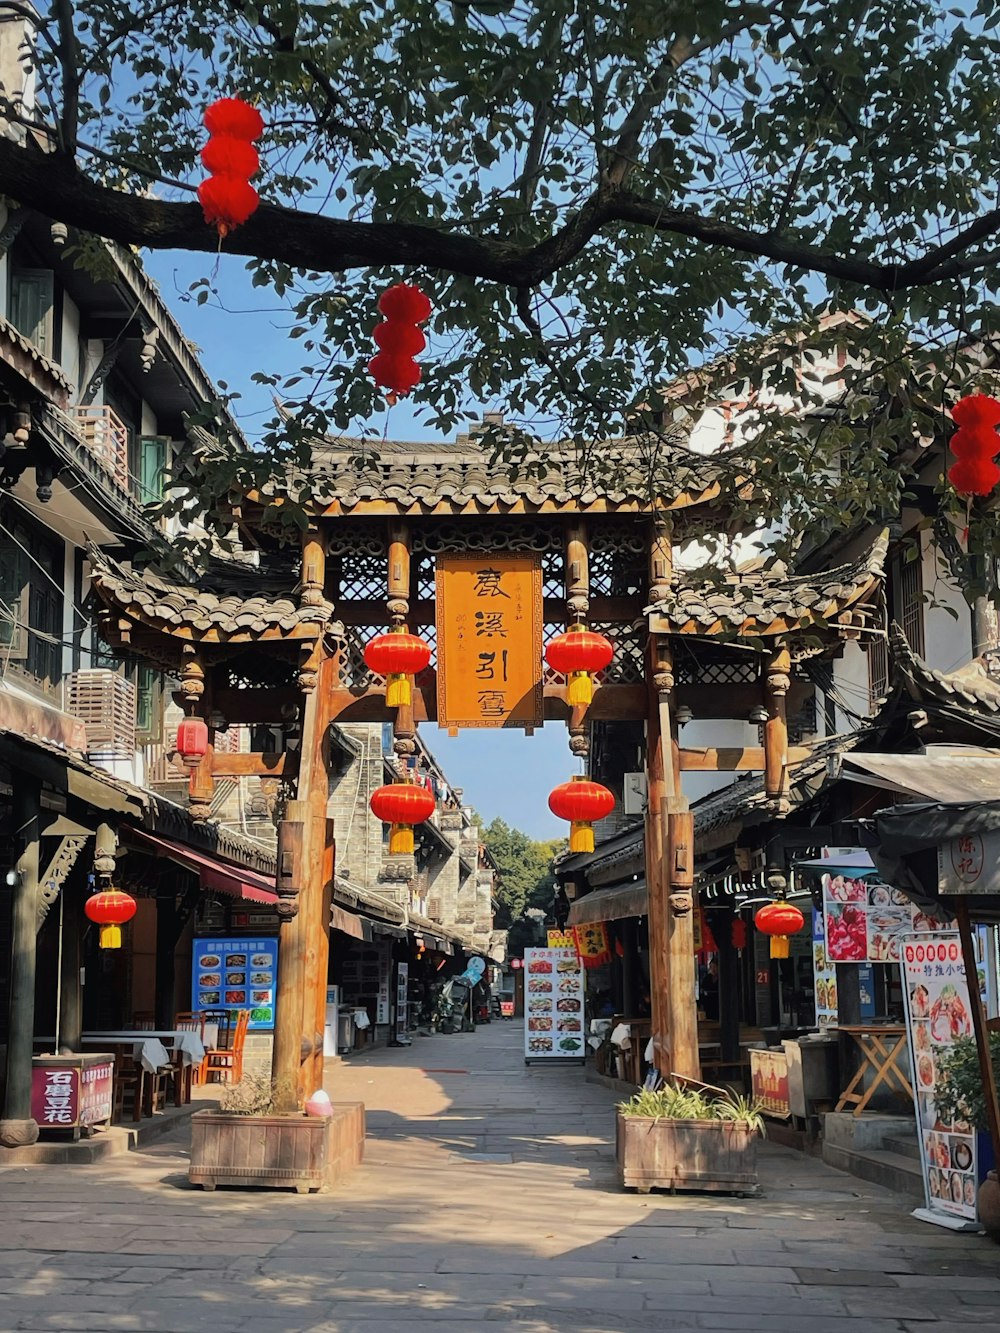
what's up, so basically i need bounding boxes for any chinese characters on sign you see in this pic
[901,934,979,1225]
[822,872,937,963]
[937,831,1000,895]
[436,554,543,729]
[30,1060,114,1130]
[523,948,584,1059]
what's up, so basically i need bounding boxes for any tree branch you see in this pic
[605,19,757,188]
[1,132,998,297]
[53,0,79,154]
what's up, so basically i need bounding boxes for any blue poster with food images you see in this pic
[192,937,277,1031]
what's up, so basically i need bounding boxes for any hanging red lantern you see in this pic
[370,283,431,398]
[364,631,432,708]
[204,98,265,140]
[176,715,209,767]
[754,900,805,959]
[948,393,1000,497]
[85,889,137,950]
[545,625,614,706]
[377,284,433,323]
[548,776,615,853]
[370,782,437,854]
[199,96,264,237]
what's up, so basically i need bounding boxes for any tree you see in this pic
[480,816,562,927]
[7,1,1000,577]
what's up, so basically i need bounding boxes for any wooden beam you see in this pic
[327,681,648,725]
[209,751,298,778]
[209,688,301,726]
[335,594,642,626]
[675,682,810,719]
[678,745,810,772]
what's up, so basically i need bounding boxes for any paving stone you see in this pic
[2,1024,999,1332]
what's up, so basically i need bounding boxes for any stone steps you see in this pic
[823,1140,924,1198]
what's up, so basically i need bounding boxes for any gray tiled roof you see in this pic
[646,530,888,636]
[88,544,336,638]
[307,432,728,511]
[891,623,1000,714]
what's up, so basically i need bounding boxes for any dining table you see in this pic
[81,1029,207,1107]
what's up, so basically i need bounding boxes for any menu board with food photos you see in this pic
[192,936,277,1031]
[901,932,978,1226]
[822,872,938,963]
[523,947,584,1060]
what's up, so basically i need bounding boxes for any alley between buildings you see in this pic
[0,1021,997,1333]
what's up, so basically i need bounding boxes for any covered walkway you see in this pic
[1,1023,998,1331]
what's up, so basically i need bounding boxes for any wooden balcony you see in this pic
[75,405,130,491]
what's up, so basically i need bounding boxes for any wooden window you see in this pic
[898,551,925,658]
[137,435,168,504]
[9,267,55,356]
[0,514,63,690]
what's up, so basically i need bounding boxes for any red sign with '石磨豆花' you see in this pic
[30,1060,114,1130]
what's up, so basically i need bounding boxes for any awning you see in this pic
[126,829,279,904]
[795,850,877,876]
[330,904,366,940]
[567,880,647,925]
[841,751,1000,803]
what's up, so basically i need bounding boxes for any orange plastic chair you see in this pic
[202,1010,250,1084]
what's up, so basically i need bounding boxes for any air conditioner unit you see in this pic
[623,771,648,816]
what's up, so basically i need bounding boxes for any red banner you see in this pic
[573,922,612,968]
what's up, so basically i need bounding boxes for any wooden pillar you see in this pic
[621,917,638,1015]
[565,521,591,757]
[764,645,791,809]
[645,521,674,1074]
[956,896,1000,1169]
[58,866,84,1052]
[667,804,699,1079]
[714,907,741,1065]
[155,890,177,1030]
[0,777,42,1146]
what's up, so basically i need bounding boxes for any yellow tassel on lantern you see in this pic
[770,935,790,960]
[386,673,411,708]
[99,924,122,950]
[569,821,595,853]
[566,671,593,707]
[389,823,414,855]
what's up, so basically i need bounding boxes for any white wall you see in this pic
[830,640,874,733]
[141,401,158,437]
[60,291,81,396]
[680,718,762,804]
[921,534,973,673]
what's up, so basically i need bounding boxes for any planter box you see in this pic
[189,1101,365,1194]
[616,1111,758,1194]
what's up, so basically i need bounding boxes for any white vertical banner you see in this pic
[523,947,584,1060]
[901,933,980,1230]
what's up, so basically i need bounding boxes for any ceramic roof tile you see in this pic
[87,544,337,640]
[645,530,888,637]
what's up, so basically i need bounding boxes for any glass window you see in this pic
[9,267,55,355]
[0,514,63,690]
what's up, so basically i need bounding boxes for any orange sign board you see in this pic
[435,554,543,729]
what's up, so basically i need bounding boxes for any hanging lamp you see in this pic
[548,776,615,853]
[545,626,614,706]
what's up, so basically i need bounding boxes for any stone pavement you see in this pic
[1,1021,998,1333]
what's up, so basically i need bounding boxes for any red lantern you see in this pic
[200,97,263,236]
[548,776,615,853]
[364,631,432,707]
[197,176,259,233]
[176,716,209,767]
[754,900,805,959]
[948,393,1000,497]
[545,625,614,706]
[378,284,432,323]
[85,889,137,950]
[370,283,431,398]
[204,97,265,140]
[370,782,437,855]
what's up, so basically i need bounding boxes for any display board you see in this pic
[811,908,838,1026]
[192,936,277,1030]
[749,1048,791,1118]
[523,947,584,1059]
[396,962,409,1033]
[435,553,544,729]
[822,872,936,963]
[901,933,978,1227]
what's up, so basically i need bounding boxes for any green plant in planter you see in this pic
[934,1033,1000,1132]
[618,1083,767,1135]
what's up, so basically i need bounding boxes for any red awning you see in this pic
[127,829,279,904]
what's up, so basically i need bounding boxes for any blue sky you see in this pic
[145,250,567,839]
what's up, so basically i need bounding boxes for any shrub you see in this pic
[618,1082,766,1135]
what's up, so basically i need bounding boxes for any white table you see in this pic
[83,1030,206,1067]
